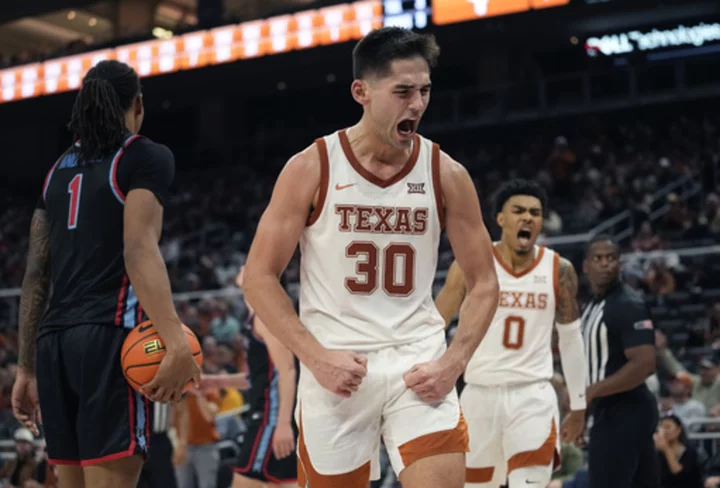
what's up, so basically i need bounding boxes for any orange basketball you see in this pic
[121,320,203,395]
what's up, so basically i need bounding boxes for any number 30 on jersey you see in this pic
[345,241,415,296]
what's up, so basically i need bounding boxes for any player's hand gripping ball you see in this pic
[121,321,203,395]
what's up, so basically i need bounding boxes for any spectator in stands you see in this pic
[0,428,39,487]
[655,414,702,488]
[174,381,222,488]
[697,193,720,236]
[701,404,720,488]
[196,300,215,339]
[633,221,663,252]
[645,259,677,304]
[547,136,577,196]
[662,193,691,238]
[656,330,720,411]
[210,300,241,343]
[667,377,707,432]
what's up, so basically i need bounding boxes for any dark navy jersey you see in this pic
[38,134,174,333]
[243,313,279,416]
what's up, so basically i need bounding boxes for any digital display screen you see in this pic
[383,0,430,29]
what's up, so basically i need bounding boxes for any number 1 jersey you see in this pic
[464,245,559,386]
[38,134,174,334]
[299,129,446,351]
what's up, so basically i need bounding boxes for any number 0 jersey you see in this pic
[38,135,174,334]
[464,245,559,386]
[299,129,446,351]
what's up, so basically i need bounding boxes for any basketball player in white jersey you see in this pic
[243,27,499,488]
[435,179,588,488]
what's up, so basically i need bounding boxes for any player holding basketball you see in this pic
[232,266,297,488]
[435,179,588,488]
[243,27,499,488]
[12,60,201,488]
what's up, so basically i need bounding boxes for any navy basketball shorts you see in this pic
[36,324,152,466]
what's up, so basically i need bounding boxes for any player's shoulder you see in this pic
[275,140,326,198]
[124,135,174,163]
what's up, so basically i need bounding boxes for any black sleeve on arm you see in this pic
[121,139,175,206]
[606,293,655,349]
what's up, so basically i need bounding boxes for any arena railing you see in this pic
[540,172,702,249]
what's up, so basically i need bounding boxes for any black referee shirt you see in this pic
[581,282,655,408]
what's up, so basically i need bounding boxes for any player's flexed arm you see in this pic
[243,145,368,398]
[404,152,499,403]
[434,261,466,329]
[555,257,588,443]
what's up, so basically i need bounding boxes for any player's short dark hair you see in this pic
[584,234,619,259]
[352,27,440,80]
[492,179,549,217]
[68,60,141,163]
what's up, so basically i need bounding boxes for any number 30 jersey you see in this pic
[299,129,446,351]
[464,245,559,387]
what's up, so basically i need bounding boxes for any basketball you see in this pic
[121,320,203,394]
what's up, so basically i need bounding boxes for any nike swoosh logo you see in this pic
[335,183,356,191]
[138,322,154,333]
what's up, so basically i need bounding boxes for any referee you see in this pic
[581,235,660,488]
[137,402,179,488]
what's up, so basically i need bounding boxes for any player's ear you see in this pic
[351,79,369,106]
[496,212,504,228]
[582,259,588,275]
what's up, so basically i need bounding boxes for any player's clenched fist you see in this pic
[403,357,462,403]
[309,350,368,398]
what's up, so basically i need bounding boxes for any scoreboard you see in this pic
[383,0,430,29]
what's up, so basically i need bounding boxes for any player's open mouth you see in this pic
[517,229,532,247]
[397,119,417,138]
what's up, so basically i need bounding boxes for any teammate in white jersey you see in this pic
[243,27,499,488]
[435,179,588,488]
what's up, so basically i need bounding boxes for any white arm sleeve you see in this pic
[556,319,588,410]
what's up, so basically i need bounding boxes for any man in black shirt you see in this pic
[11,60,201,488]
[581,235,660,488]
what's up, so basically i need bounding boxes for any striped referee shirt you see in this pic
[153,402,171,434]
[581,282,655,403]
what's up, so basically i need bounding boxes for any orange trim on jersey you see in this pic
[297,404,371,488]
[431,143,445,229]
[493,245,546,279]
[398,411,469,470]
[553,251,560,304]
[307,138,330,226]
[507,419,559,473]
[466,467,495,483]
[338,129,420,189]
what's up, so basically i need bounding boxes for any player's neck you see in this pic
[494,241,537,274]
[347,120,411,166]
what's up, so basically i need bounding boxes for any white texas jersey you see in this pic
[464,245,559,386]
[299,129,446,351]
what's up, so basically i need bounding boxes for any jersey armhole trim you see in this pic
[109,134,144,204]
[306,137,330,227]
[431,143,445,229]
[42,157,62,203]
[553,251,560,305]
